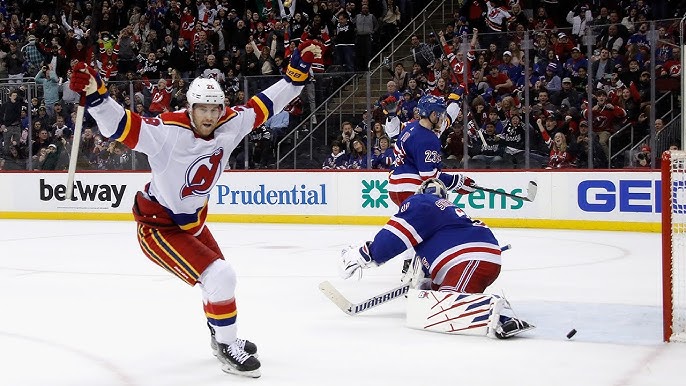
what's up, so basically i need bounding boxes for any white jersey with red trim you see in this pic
[88,79,302,235]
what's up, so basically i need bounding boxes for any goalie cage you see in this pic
[662,150,686,342]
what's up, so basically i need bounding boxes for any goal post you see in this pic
[662,150,686,342]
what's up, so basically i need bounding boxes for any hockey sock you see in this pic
[204,298,238,344]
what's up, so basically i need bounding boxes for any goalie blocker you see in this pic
[406,289,534,339]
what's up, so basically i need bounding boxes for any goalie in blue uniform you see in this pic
[340,178,534,338]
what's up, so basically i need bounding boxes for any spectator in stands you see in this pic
[501,113,529,168]
[333,12,355,72]
[372,135,394,170]
[34,64,60,118]
[6,41,25,84]
[566,5,593,39]
[572,120,607,169]
[484,65,513,101]
[535,63,562,97]
[322,140,348,169]
[470,121,508,169]
[537,118,575,169]
[554,77,583,109]
[1,89,24,156]
[380,0,401,44]
[409,34,432,72]
[591,48,615,85]
[21,35,44,76]
[531,90,556,120]
[145,78,173,115]
[336,121,358,155]
[616,86,641,122]
[169,36,194,80]
[353,4,377,71]
[347,137,368,169]
[582,89,627,156]
[563,46,588,78]
[386,62,409,92]
[440,120,465,167]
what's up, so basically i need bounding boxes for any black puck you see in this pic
[566,329,577,339]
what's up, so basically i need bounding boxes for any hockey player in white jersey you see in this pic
[68,42,323,378]
[340,178,534,339]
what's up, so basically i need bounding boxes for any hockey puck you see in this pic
[566,329,577,339]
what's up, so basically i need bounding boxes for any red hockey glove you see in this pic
[69,62,108,106]
[284,41,323,86]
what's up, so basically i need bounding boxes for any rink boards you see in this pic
[0,170,662,232]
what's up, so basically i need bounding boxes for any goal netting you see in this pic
[662,150,686,342]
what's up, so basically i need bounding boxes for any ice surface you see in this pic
[0,220,683,386]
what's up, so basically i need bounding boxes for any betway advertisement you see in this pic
[0,171,662,229]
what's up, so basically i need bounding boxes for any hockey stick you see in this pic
[470,180,538,202]
[66,94,86,200]
[319,245,512,315]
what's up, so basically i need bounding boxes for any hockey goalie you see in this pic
[339,178,535,339]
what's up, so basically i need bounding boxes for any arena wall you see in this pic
[0,170,661,232]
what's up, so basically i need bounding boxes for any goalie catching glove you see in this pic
[69,61,109,107]
[284,41,323,86]
[339,241,378,280]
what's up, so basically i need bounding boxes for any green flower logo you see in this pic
[361,179,389,208]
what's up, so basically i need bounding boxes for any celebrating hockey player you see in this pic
[340,178,534,339]
[388,94,475,207]
[68,41,323,378]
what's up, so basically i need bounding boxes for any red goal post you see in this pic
[662,150,686,342]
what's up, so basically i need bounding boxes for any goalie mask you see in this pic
[417,178,448,199]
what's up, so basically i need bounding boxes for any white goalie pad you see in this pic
[406,289,505,337]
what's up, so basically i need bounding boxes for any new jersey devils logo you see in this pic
[180,148,224,199]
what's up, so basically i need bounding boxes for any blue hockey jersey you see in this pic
[389,121,453,193]
[368,193,502,285]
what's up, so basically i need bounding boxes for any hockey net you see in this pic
[662,150,686,342]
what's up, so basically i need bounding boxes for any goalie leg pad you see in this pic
[406,289,502,337]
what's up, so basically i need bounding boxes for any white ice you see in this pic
[0,220,684,386]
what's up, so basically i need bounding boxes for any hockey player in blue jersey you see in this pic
[388,94,476,207]
[340,178,534,339]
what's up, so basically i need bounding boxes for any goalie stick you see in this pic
[319,244,512,315]
[470,181,537,202]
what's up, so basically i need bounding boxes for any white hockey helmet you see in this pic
[417,178,448,199]
[186,77,225,108]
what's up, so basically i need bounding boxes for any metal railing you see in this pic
[275,73,364,169]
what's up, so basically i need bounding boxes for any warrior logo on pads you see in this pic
[181,148,224,199]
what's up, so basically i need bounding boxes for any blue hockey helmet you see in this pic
[417,95,447,118]
[416,178,448,199]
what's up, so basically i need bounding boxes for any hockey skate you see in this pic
[216,340,261,378]
[208,322,258,357]
[494,318,535,339]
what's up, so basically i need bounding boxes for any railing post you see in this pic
[522,31,532,169]
[584,27,595,169]
[649,21,657,168]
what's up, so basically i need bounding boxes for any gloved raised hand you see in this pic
[284,40,323,86]
[339,241,377,280]
[69,62,108,106]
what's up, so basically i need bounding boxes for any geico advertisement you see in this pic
[566,172,661,221]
